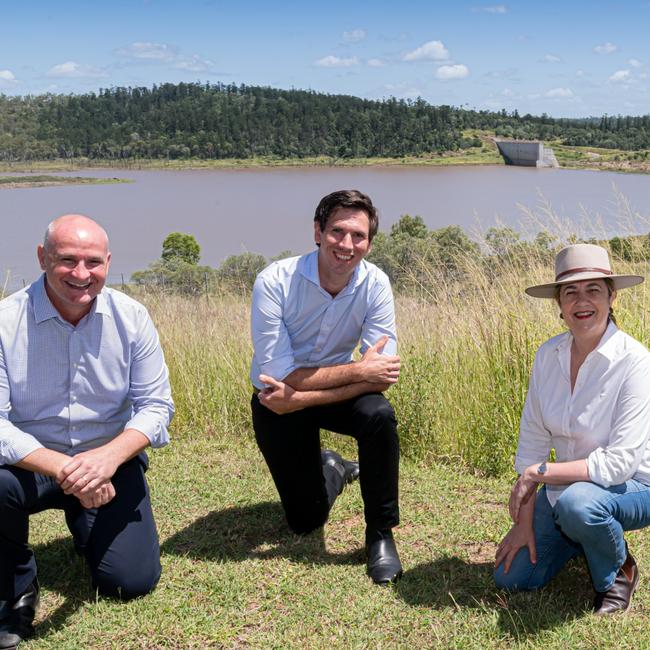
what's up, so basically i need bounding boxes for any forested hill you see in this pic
[1,81,650,161]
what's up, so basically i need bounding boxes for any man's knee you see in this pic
[284,499,329,536]
[93,562,161,600]
[0,468,25,507]
[353,395,398,439]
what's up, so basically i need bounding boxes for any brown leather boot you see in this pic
[593,553,639,615]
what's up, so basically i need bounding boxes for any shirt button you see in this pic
[71,395,76,401]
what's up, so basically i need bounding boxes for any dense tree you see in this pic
[161,232,201,265]
[4,82,650,163]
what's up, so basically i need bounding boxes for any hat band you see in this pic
[555,266,613,282]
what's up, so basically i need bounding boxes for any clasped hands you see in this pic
[56,447,119,509]
[258,335,400,415]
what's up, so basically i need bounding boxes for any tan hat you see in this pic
[525,243,644,299]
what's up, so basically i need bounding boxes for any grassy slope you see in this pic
[26,436,650,649]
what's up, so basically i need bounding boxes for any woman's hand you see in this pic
[495,523,537,574]
[508,473,537,523]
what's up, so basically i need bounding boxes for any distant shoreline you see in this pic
[0,175,131,190]
[1,146,650,176]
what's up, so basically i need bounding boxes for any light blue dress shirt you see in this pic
[0,275,174,466]
[250,250,397,389]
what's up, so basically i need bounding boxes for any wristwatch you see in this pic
[537,461,548,476]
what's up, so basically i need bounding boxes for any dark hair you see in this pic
[313,190,379,241]
[555,277,617,325]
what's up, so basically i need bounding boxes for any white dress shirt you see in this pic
[0,275,174,466]
[515,321,650,506]
[250,250,397,389]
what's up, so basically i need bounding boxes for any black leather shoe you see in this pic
[593,554,639,615]
[0,579,39,649]
[366,537,403,585]
[321,449,360,486]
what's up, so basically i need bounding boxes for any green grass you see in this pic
[0,175,130,188]
[25,437,650,649]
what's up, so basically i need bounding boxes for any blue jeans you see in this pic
[494,480,650,593]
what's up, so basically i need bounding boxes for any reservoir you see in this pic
[1,165,649,292]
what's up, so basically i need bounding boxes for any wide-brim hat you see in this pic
[525,243,644,299]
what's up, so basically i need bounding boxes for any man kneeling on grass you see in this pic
[0,214,174,648]
[250,189,402,584]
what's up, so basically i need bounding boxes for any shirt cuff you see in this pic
[587,447,616,487]
[125,412,170,449]
[256,356,296,386]
[0,431,45,466]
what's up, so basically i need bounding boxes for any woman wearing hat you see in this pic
[494,243,650,614]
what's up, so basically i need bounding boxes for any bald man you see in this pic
[0,215,174,648]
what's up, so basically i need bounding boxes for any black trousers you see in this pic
[251,392,400,536]
[0,454,161,601]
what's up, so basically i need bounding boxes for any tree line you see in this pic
[2,82,650,162]
[132,223,650,296]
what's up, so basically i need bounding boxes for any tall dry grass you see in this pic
[139,236,650,478]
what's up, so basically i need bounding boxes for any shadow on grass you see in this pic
[397,555,594,640]
[161,501,361,566]
[29,536,93,640]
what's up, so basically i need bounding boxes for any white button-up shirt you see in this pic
[515,321,650,506]
[250,250,397,389]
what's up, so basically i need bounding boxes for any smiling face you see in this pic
[314,207,372,293]
[558,278,615,342]
[37,215,111,325]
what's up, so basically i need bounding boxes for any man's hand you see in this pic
[508,473,537,523]
[258,375,304,414]
[495,523,537,574]
[77,480,116,509]
[57,446,120,496]
[358,335,401,384]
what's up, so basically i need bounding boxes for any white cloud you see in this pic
[403,40,449,61]
[474,4,508,13]
[435,64,469,80]
[315,55,359,67]
[115,42,177,61]
[0,69,17,85]
[576,69,584,77]
[594,42,617,54]
[367,58,385,67]
[342,29,366,44]
[608,69,631,82]
[541,54,562,63]
[173,55,215,72]
[628,58,643,68]
[501,88,514,97]
[545,87,573,98]
[47,61,107,78]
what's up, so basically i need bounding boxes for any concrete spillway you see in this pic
[495,139,559,168]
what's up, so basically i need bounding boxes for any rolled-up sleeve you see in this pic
[587,355,650,487]
[515,351,552,474]
[251,274,296,382]
[359,271,397,356]
[125,311,174,448]
[0,342,44,465]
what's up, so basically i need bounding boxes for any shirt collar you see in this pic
[300,249,369,296]
[31,274,111,324]
[556,320,620,360]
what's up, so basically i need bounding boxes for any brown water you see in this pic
[1,165,649,292]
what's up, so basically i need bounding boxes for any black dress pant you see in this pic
[0,454,161,601]
[251,392,400,536]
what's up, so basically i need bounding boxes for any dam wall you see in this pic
[495,140,559,168]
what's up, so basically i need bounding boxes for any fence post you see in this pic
[121,273,125,291]
[204,272,209,300]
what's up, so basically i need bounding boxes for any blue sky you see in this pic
[1,0,649,117]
